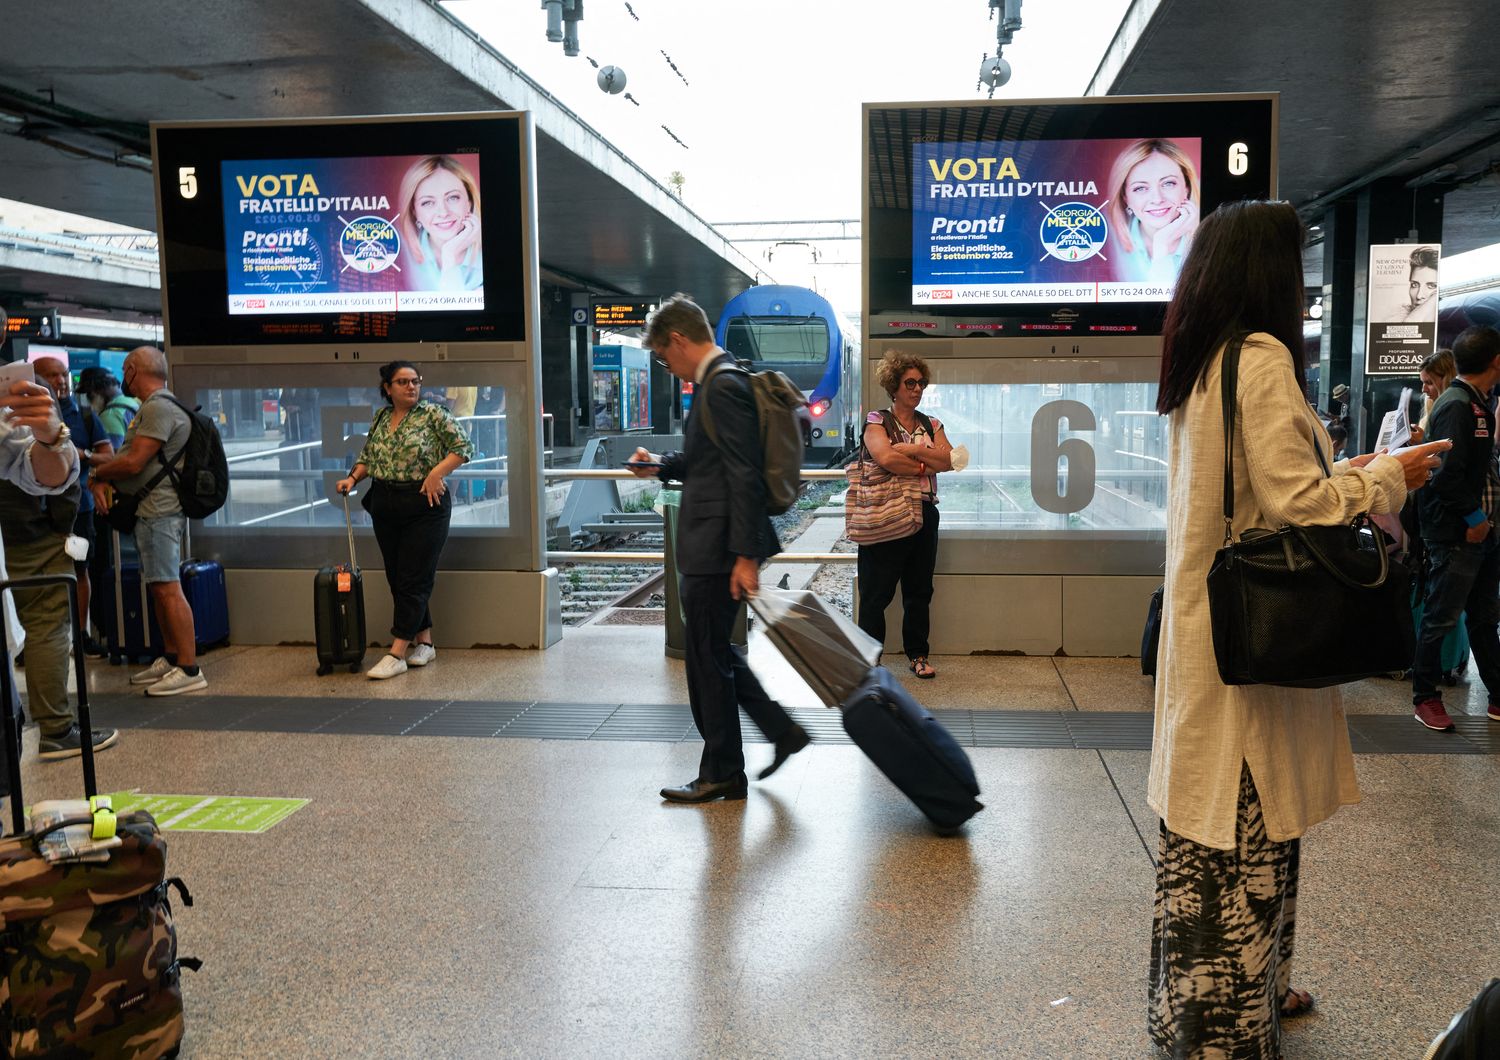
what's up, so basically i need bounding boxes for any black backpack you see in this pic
[148,394,230,519]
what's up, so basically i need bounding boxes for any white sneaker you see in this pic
[130,657,174,685]
[367,654,408,680]
[144,667,208,697]
[406,643,437,667]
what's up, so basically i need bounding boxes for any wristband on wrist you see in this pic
[1464,509,1488,528]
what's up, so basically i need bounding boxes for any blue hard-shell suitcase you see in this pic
[840,667,984,830]
[180,559,229,650]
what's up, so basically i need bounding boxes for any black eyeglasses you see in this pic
[902,378,929,391]
[390,377,424,387]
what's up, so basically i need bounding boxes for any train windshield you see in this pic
[722,315,830,365]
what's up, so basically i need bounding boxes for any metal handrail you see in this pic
[225,440,322,465]
[543,467,850,480]
[547,551,854,563]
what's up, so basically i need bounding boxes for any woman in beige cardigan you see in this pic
[1148,200,1447,1058]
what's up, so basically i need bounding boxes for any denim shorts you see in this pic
[135,515,186,584]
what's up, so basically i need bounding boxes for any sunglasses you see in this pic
[901,378,930,391]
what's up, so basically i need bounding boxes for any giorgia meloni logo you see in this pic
[338,215,401,274]
[1039,202,1108,263]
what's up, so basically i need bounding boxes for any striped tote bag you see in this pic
[844,453,923,545]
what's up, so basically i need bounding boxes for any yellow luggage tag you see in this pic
[88,795,117,841]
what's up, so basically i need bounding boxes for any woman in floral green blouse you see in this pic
[336,360,475,680]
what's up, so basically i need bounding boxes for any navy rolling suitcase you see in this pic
[314,494,366,675]
[748,590,983,830]
[105,531,228,664]
[106,532,161,666]
[840,667,984,830]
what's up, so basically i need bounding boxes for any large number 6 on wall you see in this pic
[1031,400,1097,515]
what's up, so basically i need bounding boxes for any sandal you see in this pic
[1279,987,1315,1019]
[909,657,936,680]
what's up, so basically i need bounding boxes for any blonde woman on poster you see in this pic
[1106,138,1202,284]
[396,156,484,293]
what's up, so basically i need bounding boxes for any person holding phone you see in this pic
[626,294,808,803]
[336,361,474,680]
[1149,200,1447,1057]
[396,156,484,293]
[0,374,119,762]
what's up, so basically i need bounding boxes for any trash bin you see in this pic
[660,483,746,659]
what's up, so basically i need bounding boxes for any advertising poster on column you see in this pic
[911,137,1202,305]
[1365,243,1440,376]
[222,154,486,316]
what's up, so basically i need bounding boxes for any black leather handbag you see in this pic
[1206,336,1415,688]
[1141,584,1163,678]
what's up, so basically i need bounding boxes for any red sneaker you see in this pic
[1414,698,1456,732]
[1488,703,1500,722]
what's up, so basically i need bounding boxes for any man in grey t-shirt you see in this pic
[91,347,207,697]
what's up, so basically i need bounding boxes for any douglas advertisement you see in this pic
[1365,243,1440,376]
[911,137,1202,305]
[222,154,485,315]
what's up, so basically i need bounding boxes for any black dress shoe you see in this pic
[660,774,748,803]
[757,724,811,780]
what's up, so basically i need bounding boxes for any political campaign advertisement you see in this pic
[910,136,1202,306]
[222,154,485,316]
[1365,243,1440,376]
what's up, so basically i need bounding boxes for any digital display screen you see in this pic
[867,96,1276,338]
[153,114,528,348]
[222,154,485,316]
[912,137,1202,304]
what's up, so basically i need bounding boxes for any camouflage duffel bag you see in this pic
[0,811,199,1059]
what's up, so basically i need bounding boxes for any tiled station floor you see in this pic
[14,626,1500,1058]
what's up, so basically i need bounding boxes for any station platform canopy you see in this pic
[1087,0,1500,258]
[0,0,764,320]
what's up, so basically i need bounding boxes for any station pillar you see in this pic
[1319,178,1445,453]
[538,283,584,449]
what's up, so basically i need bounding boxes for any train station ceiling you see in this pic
[1089,0,1500,259]
[3,0,1498,321]
[0,0,762,319]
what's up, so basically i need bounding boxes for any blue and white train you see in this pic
[714,285,861,461]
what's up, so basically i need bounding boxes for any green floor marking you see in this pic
[104,792,308,834]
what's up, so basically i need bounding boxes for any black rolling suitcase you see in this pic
[0,572,199,1057]
[314,493,366,675]
[748,589,983,830]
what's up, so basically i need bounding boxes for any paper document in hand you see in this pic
[1375,387,1413,451]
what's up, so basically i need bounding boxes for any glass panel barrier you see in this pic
[172,362,541,571]
[920,379,1165,533]
[202,384,510,530]
[863,355,1166,575]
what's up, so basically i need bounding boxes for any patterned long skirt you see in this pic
[1149,766,1300,1059]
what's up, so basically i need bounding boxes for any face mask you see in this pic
[121,372,135,399]
[88,394,104,413]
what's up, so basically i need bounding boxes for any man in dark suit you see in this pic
[629,294,810,803]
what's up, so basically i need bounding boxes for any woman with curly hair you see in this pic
[854,349,955,679]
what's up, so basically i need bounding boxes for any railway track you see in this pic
[556,478,846,627]
[557,529,666,626]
